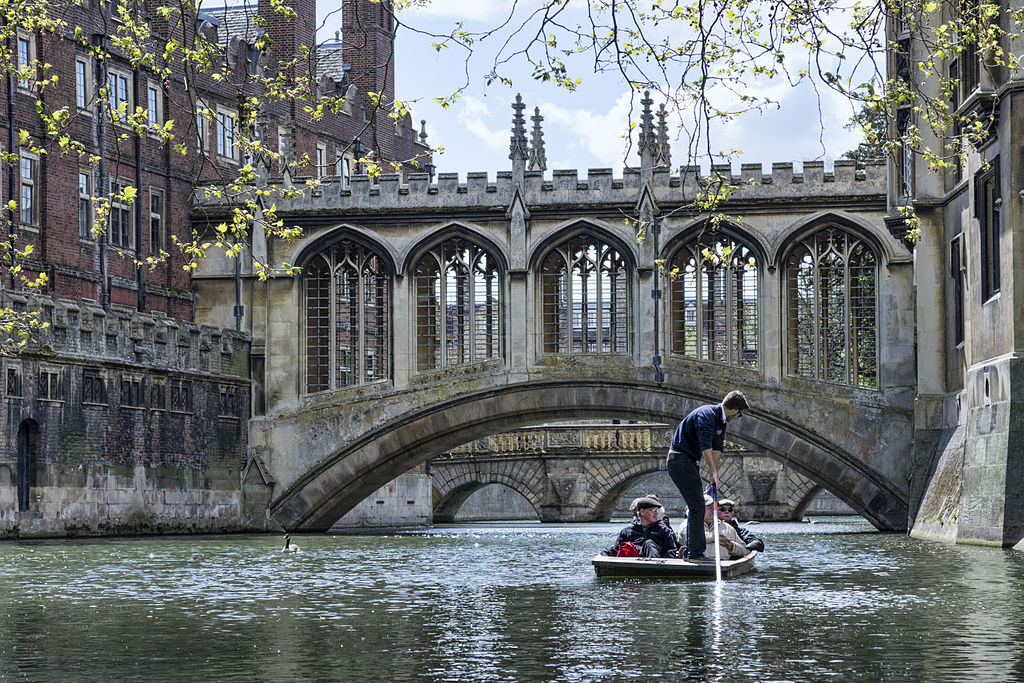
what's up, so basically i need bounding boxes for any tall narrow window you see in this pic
[76,57,90,108]
[977,158,1001,302]
[316,143,326,179]
[951,234,965,345]
[106,70,130,121]
[109,179,133,249]
[19,154,37,226]
[16,36,33,89]
[415,238,501,372]
[147,82,162,128]
[540,234,629,354]
[669,230,759,367]
[196,108,206,153]
[303,239,390,392]
[785,226,878,388]
[79,171,92,239]
[217,110,236,159]
[149,188,164,253]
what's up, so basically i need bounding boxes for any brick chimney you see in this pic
[341,0,397,152]
[259,0,317,82]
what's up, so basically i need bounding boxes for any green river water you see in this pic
[1,518,1022,682]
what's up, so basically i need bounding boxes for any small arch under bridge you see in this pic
[430,424,833,523]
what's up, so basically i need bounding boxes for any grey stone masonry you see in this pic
[0,291,256,538]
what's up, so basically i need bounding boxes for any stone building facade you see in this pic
[0,0,428,536]
[898,4,1024,548]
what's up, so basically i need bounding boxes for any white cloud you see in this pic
[456,96,509,155]
[399,0,517,22]
[540,92,637,168]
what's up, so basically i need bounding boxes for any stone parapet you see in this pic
[196,159,885,214]
[3,291,250,379]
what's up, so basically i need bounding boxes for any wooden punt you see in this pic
[592,550,758,579]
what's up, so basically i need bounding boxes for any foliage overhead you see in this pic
[0,0,1019,344]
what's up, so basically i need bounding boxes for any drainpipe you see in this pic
[233,234,243,331]
[5,19,18,289]
[92,34,109,309]
[133,65,144,311]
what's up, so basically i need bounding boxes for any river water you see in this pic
[1,518,1023,681]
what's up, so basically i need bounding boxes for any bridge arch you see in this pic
[432,475,543,523]
[270,381,908,532]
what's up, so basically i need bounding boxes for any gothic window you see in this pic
[669,230,759,367]
[82,367,107,405]
[786,226,878,389]
[540,235,629,354]
[414,238,501,372]
[304,239,390,392]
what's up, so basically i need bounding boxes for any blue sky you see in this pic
[322,0,869,177]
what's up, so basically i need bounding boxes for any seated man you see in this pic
[677,495,746,560]
[718,498,764,552]
[601,496,679,558]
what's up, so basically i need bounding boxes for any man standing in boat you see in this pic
[666,391,750,562]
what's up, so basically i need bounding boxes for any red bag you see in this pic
[616,542,640,557]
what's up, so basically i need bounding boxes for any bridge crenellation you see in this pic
[199,158,885,215]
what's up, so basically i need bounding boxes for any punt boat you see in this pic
[592,550,758,579]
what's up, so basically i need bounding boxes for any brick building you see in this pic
[0,0,429,536]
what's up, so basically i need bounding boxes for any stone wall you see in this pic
[330,473,433,530]
[0,292,259,538]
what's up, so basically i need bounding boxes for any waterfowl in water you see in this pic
[282,534,300,552]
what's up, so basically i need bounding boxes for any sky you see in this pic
[319,0,871,177]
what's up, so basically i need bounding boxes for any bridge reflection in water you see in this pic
[430,422,847,523]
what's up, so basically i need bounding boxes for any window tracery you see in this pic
[540,235,629,354]
[304,239,390,392]
[786,226,877,388]
[414,238,502,371]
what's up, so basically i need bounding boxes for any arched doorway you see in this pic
[16,420,40,512]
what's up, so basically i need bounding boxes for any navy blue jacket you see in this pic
[669,404,727,460]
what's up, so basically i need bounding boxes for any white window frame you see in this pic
[18,150,38,228]
[106,67,131,123]
[76,55,92,111]
[217,108,236,161]
[316,143,326,179]
[146,80,163,130]
[149,186,164,254]
[196,104,207,154]
[79,169,93,240]
[337,155,352,188]
[109,177,134,250]
[16,33,35,91]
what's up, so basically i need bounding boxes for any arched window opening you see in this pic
[415,238,501,372]
[669,231,759,367]
[786,226,877,388]
[541,235,629,354]
[303,239,390,393]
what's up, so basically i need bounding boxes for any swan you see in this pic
[282,534,300,552]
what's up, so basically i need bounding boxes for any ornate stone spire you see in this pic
[278,114,296,167]
[509,94,528,161]
[637,90,656,170]
[655,104,671,167]
[419,119,429,145]
[528,107,547,172]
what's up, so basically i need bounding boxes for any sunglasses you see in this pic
[719,506,734,512]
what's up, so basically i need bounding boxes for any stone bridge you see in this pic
[430,424,825,522]
[192,96,916,534]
